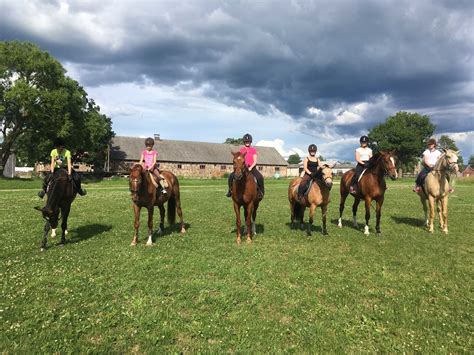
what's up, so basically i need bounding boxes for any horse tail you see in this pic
[167,193,176,225]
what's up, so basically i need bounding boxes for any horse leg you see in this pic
[233,203,242,244]
[246,203,254,243]
[157,204,165,235]
[290,202,295,228]
[375,197,384,234]
[174,194,186,234]
[299,204,305,230]
[60,204,71,245]
[41,220,51,251]
[352,198,361,228]
[441,196,449,234]
[364,198,371,235]
[252,205,257,236]
[420,194,429,228]
[321,204,328,236]
[307,204,316,237]
[146,206,154,246]
[243,207,248,235]
[428,195,435,233]
[338,191,348,228]
[131,204,141,246]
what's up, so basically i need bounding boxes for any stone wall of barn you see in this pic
[111,160,287,178]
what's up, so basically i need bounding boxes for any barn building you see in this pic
[107,136,288,178]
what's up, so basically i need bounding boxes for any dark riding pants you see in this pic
[228,168,265,195]
[351,162,368,186]
[415,167,432,187]
[298,173,312,197]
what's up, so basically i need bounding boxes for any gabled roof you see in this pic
[110,136,288,166]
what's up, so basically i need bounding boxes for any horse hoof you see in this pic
[246,239,252,244]
[322,230,328,236]
[64,230,68,236]
[130,241,137,246]
[40,247,46,252]
[146,242,153,246]
[300,224,305,230]
[364,226,370,235]
[180,227,186,234]
[442,229,448,234]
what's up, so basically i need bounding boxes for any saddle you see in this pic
[358,169,368,182]
[294,179,314,197]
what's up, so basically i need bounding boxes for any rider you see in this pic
[226,133,265,198]
[139,137,168,194]
[413,138,442,193]
[349,135,373,194]
[38,137,86,198]
[298,144,321,199]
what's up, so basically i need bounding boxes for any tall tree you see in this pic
[368,111,435,170]
[287,153,301,164]
[0,41,113,169]
[469,155,474,168]
[437,135,464,169]
[224,137,244,145]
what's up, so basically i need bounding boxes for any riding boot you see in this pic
[159,179,168,194]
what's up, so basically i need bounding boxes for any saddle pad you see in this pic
[293,180,313,196]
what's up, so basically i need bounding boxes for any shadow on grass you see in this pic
[153,222,191,241]
[391,216,423,227]
[68,223,113,244]
[331,218,363,230]
[230,224,265,234]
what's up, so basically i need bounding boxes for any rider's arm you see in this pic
[303,157,311,175]
[355,150,365,165]
[49,156,55,173]
[67,156,72,175]
[422,152,432,168]
[249,153,257,170]
[138,153,144,165]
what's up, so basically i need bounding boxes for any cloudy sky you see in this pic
[1,0,473,161]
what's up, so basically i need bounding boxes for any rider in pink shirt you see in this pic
[139,137,168,194]
[226,133,265,198]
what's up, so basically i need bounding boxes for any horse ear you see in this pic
[455,150,461,155]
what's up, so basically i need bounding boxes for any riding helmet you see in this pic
[308,144,317,152]
[427,138,437,146]
[54,137,66,147]
[145,137,155,146]
[360,135,369,144]
[243,133,253,143]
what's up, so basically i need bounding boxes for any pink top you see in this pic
[142,149,157,169]
[240,146,257,168]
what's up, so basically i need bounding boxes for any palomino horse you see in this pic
[418,149,459,234]
[288,164,334,236]
[338,151,397,235]
[231,151,263,244]
[35,169,77,250]
[129,164,185,246]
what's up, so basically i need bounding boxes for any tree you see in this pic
[468,155,474,168]
[224,137,244,145]
[287,153,301,164]
[437,135,464,169]
[368,111,435,170]
[0,41,114,169]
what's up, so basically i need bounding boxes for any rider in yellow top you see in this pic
[38,137,86,198]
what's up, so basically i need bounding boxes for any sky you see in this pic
[1,0,473,162]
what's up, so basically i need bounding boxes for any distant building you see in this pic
[462,166,474,177]
[108,136,288,178]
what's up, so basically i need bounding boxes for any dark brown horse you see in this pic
[338,151,397,235]
[129,164,185,246]
[231,151,263,244]
[35,169,77,250]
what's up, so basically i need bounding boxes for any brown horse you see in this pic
[288,164,334,236]
[418,149,459,234]
[35,169,77,250]
[129,164,185,246]
[231,151,263,244]
[338,151,397,235]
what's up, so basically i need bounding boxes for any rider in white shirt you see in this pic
[350,135,373,194]
[413,138,442,192]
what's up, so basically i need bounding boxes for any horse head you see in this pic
[129,164,144,202]
[320,163,335,189]
[441,149,460,173]
[375,151,398,180]
[232,151,248,181]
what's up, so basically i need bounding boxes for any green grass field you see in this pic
[1,177,473,352]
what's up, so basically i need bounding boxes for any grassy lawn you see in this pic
[1,176,473,352]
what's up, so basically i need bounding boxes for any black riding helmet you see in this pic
[308,144,317,152]
[54,137,65,147]
[360,135,369,144]
[145,137,155,146]
[243,133,253,144]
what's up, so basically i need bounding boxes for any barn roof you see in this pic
[110,136,288,166]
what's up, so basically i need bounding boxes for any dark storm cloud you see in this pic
[1,0,473,136]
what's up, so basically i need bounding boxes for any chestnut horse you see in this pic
[288,164,334,236]
[35,169,77,250]
[230,151,263,244]
[129,164,185,246]
[338,151,397,235]
[418,149,459,234]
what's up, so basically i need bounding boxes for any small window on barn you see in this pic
[177,164,182,169]
[221,165,227,170]
[200,165,206,169]
[258,166,263,171]
[275,167,280,172]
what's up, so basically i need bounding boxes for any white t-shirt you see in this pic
[423,149,442,166]
[356,147,372,161]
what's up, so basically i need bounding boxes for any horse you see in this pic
[338,151,398,235]
[129,164,185,246]
[230,151,263,244]
[288,164,335,236]
[35,168,77,250]
[418,149,459,234]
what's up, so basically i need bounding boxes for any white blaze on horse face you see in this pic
[390,157,397,177]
